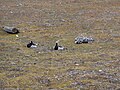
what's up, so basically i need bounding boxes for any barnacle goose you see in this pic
[53,40,65,50]
[27,41,37,48]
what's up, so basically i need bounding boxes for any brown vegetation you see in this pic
[0,0,120,90]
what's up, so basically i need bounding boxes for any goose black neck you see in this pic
[30,41,33,44]
[54,43,58,50]
[56,43,58,46]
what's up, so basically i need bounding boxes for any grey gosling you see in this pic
[75,37,94,44]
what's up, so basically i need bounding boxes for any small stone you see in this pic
[75,63,79,66]
[25,55,30,57]
[10,11,13,13]
[61,19,65,22]
[16,35,19,37]
[19,3,22,6]
[99,70,102,72]
[11,62,16,65]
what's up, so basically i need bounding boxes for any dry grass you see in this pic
[0,0,120,90]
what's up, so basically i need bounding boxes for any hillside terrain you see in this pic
[0,0,120,90]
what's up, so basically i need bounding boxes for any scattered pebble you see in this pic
[10,11,13,13]
[16,35,19,37]
[99,70,102,72]
[75,63,79,66]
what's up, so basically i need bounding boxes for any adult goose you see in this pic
[3,26,19,34]
[53,40,65,50]
[27,41,37,48]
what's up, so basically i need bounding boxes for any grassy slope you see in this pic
[0,0,120,90]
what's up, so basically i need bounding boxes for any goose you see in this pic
[53,40,65,50]
[75,37,94,44]
[3,26,19,34]
[27,41,37,48]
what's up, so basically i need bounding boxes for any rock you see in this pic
[99,70,102,72]
[16,35,19,37]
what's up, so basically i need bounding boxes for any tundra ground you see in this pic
[0,0,120,90]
